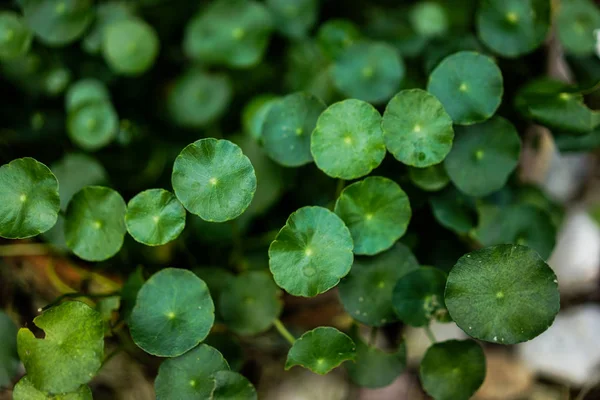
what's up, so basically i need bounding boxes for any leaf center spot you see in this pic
[209,177,218,186]
[19,194,27,202]
[362,66,374,78]
[232,28,245,40]
[343,136,352,145]
[94,220,103,229]
[55,2,66,14]
[317,358,325,365]
[413,124,422,133]
[152,215,160,223]
[244,296,255,305]
[303,265,316,277]
[295,127,304,136]
[459,83,468,92]
[166,311,176,319]
[559,92,571,101]
[127,42,138,54]
[474,149,484,160]
[305,248,313,257]
[86,118,97,131]
[496,291,504,299]
[189,380,196,387]
[365,213,373,220]
[3,29,14,42]
[377,281,385,288]
[505,12,518,24]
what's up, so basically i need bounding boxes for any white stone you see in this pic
[517,304,600,386]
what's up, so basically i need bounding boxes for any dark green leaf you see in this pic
[102,18,159,76]
[211,371,257,400]
[0,311,18,388]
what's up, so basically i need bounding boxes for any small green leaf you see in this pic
[168,68,232,129]
[410,1,449,37]
[285,327,356,374]
[154,344,229,399]
[65,79,110,111]
[21,0,94,46]
[184,0,272,68]
[242,94,279,142]
[427,51,503,125]
[129,268,215,357]
[445,244,560,344]
[51,153,108,210]
[172,138,257,222]
[17,301,104,394]
[13,376,92,400]
[125,189,186,246]
[476,0,551,57]
[430,186,477,234]
[0,311,19,388]
[392,267,449,327]
[444,117,521,197]
[102,18,159,76]
[332,41,405,104]
[382,89,454,167]
[219,271,282,336]
[0,157,60,239]
[338,243,419,326]
[194,267,235,319]
[262,91,326,167]
[409,164,450,192]
[317,19,360,59]
[0,11,32,60]
[419,340,486,400]
[269,206,354,297]
[64,186,127,262]
[211,371,257,400]
[334,177,411,255]
[557,0,600,56]
[311,99,386,179]
[82,2,134,55]
[67,100,119,151]
[345,327,407,388]
[266,0,318,39]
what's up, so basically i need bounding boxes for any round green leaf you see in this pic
[17,301,104,394]
[51,153,108,210]
[392,267,449,327]
[382,89,454,167]
[0,12,32,60]
[155,344,229,400]
[334,177,412,256]
[21,0,94,46]
[184,0,272,68]
[65,79,110,111]
[444,117,521,197]
[0,311,19,388]
[167,69,232,129]
[285,327,356,375]
[219,271,282,336]
[345,328,407,388]
[410,1,449,37]
[338,243,419,326]
[102,18,159,76]
[557,0,600,56]
[262,91,326,167]
[212,371,257,400]
[473,204,556,259]
[317,19,361,60]
[81,2,134,55]
[0,157,60,239]
[64,186,126,261]
[125,189,186,246]
[420,340,486,400]
[172,138,257,222]
[477,0,551,57]
[204,333,244,372]
[427,51,503,125]
[409,164,450,192]
[13,376,92,400]
[430,186,477,234]
[269,206,354,297]
[129,268,215,357]
[311,99,386,179]
[266,0,318,39]
[67,100,119,151]
[332,41,405,104]
[445,244,560,344]
[242,94,279,142]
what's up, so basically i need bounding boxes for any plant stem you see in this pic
[273,318,296,345]
[335,179,345,199]
[424,325,437,344]
[368,327,378,346]
[0,243,51,257]
[40,291,121,312]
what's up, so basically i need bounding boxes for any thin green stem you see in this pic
[424,325,437,344]
[335,179,345,199]
[273,318,296,345]
[368,327,378,346]
[40,291,121,312]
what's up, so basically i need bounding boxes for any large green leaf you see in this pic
[0,11,32,60]
[334,177,411,255]
[266,0,318,39]
[420,340,486,400]
[172,138,256,222]
[0,311,19,388]
[427,51,503,125]
[285,327,356,375]
[21,0,93,46]
[17,301,104,394]
[557,0,600,56]
[211,371,257,400]
[338,243,419,326]
[13,376,92,400]
[129,268,215,357]
[102,18,159,76]
[445,244,560,344]
[311,99,386,179]
[64,186,127,261]
[382,89,454,167]
[0,157,60,239]
[317,19,361,59]
[64,79,110,112]
[269,206,354,297]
